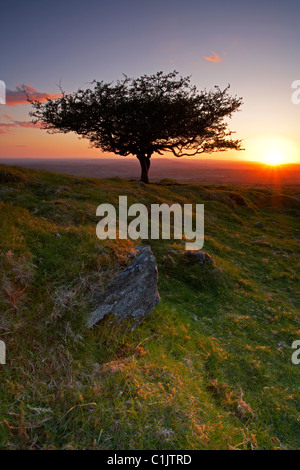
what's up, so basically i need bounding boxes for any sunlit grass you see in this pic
[0,164,299,449]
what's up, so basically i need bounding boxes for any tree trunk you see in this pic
[138,154,151,184]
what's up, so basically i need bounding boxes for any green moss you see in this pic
[0,164,299,449]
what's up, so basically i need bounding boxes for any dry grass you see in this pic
[0,164,299,449]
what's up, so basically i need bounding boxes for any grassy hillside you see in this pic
[0,164,299,450]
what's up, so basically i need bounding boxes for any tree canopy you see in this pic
[29,71,243,183]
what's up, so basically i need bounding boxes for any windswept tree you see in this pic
[29,71,243,183]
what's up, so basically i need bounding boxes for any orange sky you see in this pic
[1,1,300,166]
[1,122,299,165]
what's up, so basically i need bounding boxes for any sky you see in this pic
[1,0,300,164]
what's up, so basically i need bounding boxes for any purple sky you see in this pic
[1,0,300,164]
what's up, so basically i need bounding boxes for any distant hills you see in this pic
[0,163,299,449]
[0,157,299,185]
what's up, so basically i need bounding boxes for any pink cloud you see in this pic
[6,84,61,106]
[204,51,223,63]
[0,123,15,134]
[0,120,42,134]
[14,120,42,128]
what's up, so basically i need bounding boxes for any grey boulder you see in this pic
[184,250,214,265]
[254,221,264,229]
[87,245,160,328]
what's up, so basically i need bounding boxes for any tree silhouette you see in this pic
[29,71,243,183]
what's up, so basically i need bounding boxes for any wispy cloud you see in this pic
[6,84,61,106]
[14,120,42,128]
[0,118,42,134]
[204,51,223,63]
[0,123,15,134]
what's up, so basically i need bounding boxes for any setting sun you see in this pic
[246,135,299,166]
[265,151,285,166]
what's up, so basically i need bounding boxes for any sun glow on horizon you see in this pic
[264,151,285,166]
[246,135,299,166]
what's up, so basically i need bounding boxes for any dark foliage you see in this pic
[29,71,243,182]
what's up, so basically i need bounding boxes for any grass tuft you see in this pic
[0,164,299,449]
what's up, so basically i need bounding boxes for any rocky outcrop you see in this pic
[183,250,214,265]
[87,246,160,328]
